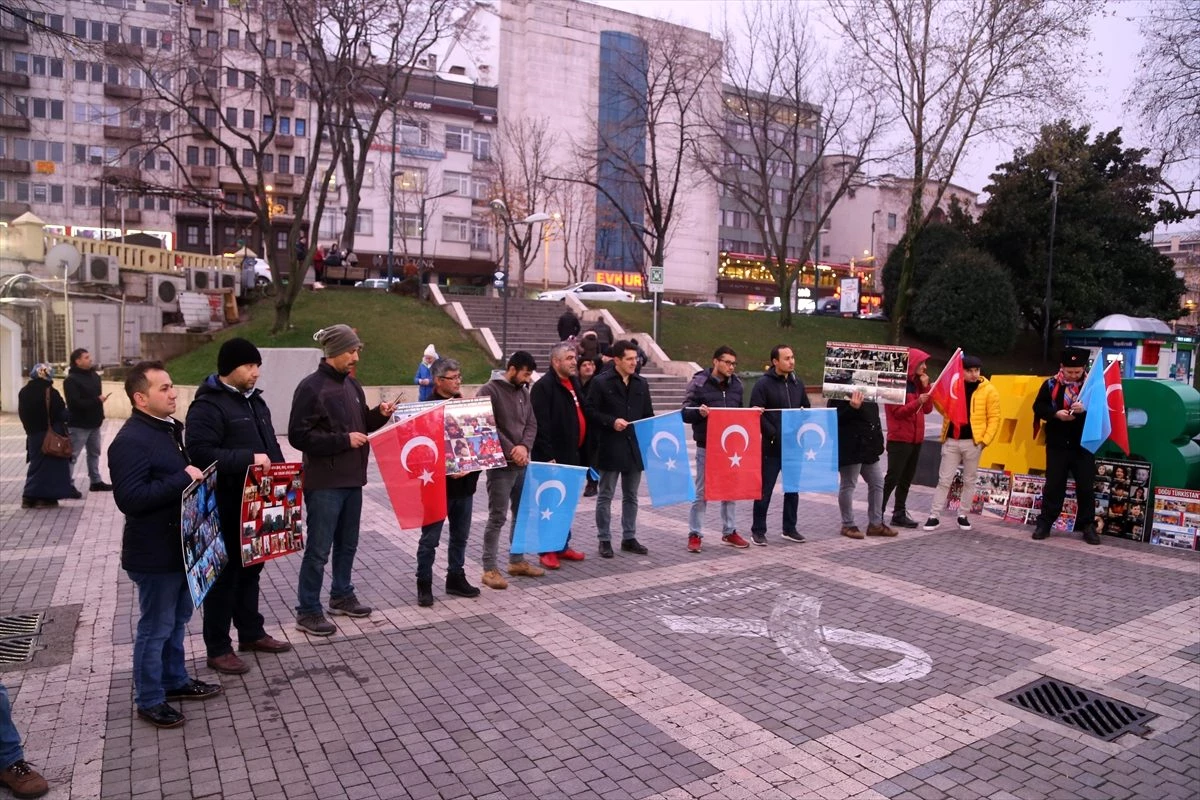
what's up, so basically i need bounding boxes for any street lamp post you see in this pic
[419,189,457,277]
[387,121,398,283]
[489,199,551,358]
[1043,170,1059,363]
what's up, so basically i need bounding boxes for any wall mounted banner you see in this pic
[822,342,909,404]
[239,462,305,566]
[181,462,226,607]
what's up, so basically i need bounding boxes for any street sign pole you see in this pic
[649,264,664,343]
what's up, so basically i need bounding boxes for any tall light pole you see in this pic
[1043,170,1059,363]
[489,199,550,358]
[386,120,398,283]
[419,188,457,275]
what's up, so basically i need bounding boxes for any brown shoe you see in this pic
[866,523,898,537]
[481,569,508,590]
[840,526,865,540]
[0,759,48,798]
[238,635,292,654]
[206,652,250,675]
[507,561,545,578]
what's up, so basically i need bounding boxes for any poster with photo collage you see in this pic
[1148,488,1200,551]
[391,397,507,474]
[944,468,1012,520]
[822,342,909,404]
[1004,474,1077,531]
[181,462,227,607]
[1093,459,1152,542]
[239,462,305,566]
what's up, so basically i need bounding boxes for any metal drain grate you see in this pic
[0,613,44,638]
[1000,677,1157,742]
[0,613,46,665]
[0,636,38,665]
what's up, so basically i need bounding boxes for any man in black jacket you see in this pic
[748,345,810,545]
[110,361,220,729]
[288,325,395,636]
[682,346,748,553]
[186,338,291,675]
[63,348,111,491]
[557,309,581,342]
[587,340,654,558]
[531,342,590,569]
[415,357,482,607]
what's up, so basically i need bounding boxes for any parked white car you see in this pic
[355,277,401,289]
[693,301,726,310]
[537,282,634,303]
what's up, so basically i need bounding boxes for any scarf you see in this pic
[1051,369,1084,410]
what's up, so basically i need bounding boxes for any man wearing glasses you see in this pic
[682,346,748,553]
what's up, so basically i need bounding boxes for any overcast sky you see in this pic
[591,0,1151,199]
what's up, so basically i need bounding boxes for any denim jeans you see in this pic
[482,466,525,570]
[751,453,798,535]
[0,683,24,770]
[69,426,103,484]
[202,561,266,658]
[417,494,473,581]
[929,438,982,518]
[127,570,194,709]
[838,460,885,527]
[689,447,736,536]
[595,470,642,542]
[296,487,362,615]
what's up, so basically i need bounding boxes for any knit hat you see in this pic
[423,344,438,359]
[313,324,362,358]
[218,337,262,376]
[961,354,983,370]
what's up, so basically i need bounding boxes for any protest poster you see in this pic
[1094,459,1152,541]
[1004,473,1076,530]
[1148,487,1200,551]
[822,341,909,404]
[392,396,506,474]
[182,462,226,607]
[944,468,1011,519]
[239,462,305,566]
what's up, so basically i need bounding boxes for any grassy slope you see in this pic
[167,291,495,385]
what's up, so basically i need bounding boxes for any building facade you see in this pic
[1152,231,1200,331]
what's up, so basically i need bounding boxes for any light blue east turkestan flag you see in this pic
[1078,362,1111,454]
[631,412,696,507]
[510,462,589,555]
[781,408,840,493]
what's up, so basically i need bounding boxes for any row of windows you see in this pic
[9,53,64,78]
[0,180,170,211]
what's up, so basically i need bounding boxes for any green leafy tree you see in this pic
[910,250,1019,355]
[880,224,968,320]
[971,121,1189,332]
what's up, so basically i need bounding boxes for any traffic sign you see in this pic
[648,265,664,294]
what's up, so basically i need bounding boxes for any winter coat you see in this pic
[557,311,582,341]
[586,368,654,472]
[748,369,810,456]
[941,376,1001,446]
[1032,375,1087,450]
[681,369,744,448]
[287,361,389,490]
[63,366,105,429]
[415,361,434,401]
[531,371,588,465]
[476,377,537,466]
[884,348,932,444]
[17,378,67,435]
[111,410,194,573]
[829,398,886,467]
[186,374,285,551]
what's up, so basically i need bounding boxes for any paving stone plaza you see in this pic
[1,415,1198,800]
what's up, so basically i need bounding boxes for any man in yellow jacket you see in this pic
[922,354,1001,531]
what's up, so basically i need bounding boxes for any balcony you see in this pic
[102,166,142,184]
[102,207,142,224]
[189,165,214,182]
[278,19,298,36]
[0,27,28,44]
[276,95,295,111]
[104,41,144,60]
[195,46,218,62]
[272,173,294,187]
[103,83,144,100]
[195,5,216,22]
[275,59,296,75]
[0,200,29,218]
[0,113,30,131]
[186,123,213,140]
[0,158,31,175]
[103,124,144,142]
[274,135,295,149]
[0,71,29,88]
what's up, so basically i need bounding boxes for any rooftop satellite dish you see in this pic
[45,243,82,278]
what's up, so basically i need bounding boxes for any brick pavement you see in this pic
[0,412,1197,799]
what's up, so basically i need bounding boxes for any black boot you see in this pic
[1032,521,1051,540]
[583,479,598,497]
[416,579,434,607]
[1082,526,1101,546]
[445,571,480,598]
[890,510,919,528]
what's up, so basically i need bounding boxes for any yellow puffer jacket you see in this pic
[939,376,1001,445]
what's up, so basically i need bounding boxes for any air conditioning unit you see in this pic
[187,268,218,291]
[78,254,121,286]
[217,270,242,297]
[151,275,186,312]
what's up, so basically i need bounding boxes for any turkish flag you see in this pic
[370,406,447,529]
[1104,361,1130,455]
[929,348,968,427]
[705,409,762,501]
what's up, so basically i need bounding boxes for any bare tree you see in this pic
[828,0,1100,343]
[552,174,595,284]
[698,3,888,328]
[488,117,559,293]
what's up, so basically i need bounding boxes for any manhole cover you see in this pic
[1000,677,1157,742]
[0,613,44,637]
[0,637,38,665]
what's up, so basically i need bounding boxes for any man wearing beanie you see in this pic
[288,325,395,635]
[186,338,292,674]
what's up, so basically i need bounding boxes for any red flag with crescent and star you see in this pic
[1104,360,1130,456]
[705,408,762,501]
[928,348,968,427]
[370,405,447,529]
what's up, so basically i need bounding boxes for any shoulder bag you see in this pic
[40,388,73,459]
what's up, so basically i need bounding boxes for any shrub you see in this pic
[881,223,970,320]
[910,249,1020,355]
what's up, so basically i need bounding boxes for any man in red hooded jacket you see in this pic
[882,348,932,527]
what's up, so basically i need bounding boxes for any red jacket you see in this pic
[884,348,932,444]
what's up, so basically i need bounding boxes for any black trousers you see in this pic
[1037,446,1096,530]
[202,560,266,657]
[883,440,922,515]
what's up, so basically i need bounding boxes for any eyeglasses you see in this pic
[437,375,462,382]
[718,359,737,367]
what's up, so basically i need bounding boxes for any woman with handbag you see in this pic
[17,363,79,509]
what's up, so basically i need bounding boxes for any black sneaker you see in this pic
[922,517,940,531]
[137,703,185,729]
[164,679,221,701]
[66,488,83,500]
[328,593,372,618]
[599,541,614,559]
[780,530,806,543]
[90,482,113,491]
[620,538,648,555]
[751,533,768,546]
[956,516,972,531]
[296,613,336,636]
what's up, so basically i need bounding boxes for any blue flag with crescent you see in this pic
[631,412,696,507]
[511,462,589,555]
[781,408,839,493]
[1078,362,1111,453]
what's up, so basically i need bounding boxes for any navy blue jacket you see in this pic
[186,374,284,550]
[63,366,105,429]
[681,369,744,448]
[586,368,654,472]
[111,410,194,573]
[748,369,810,455]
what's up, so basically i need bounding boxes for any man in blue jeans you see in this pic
[415,357,481,607]
[288,325,395,636]
[0,683,49,798]
[110,361,221,729]
[749,345,810,545]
